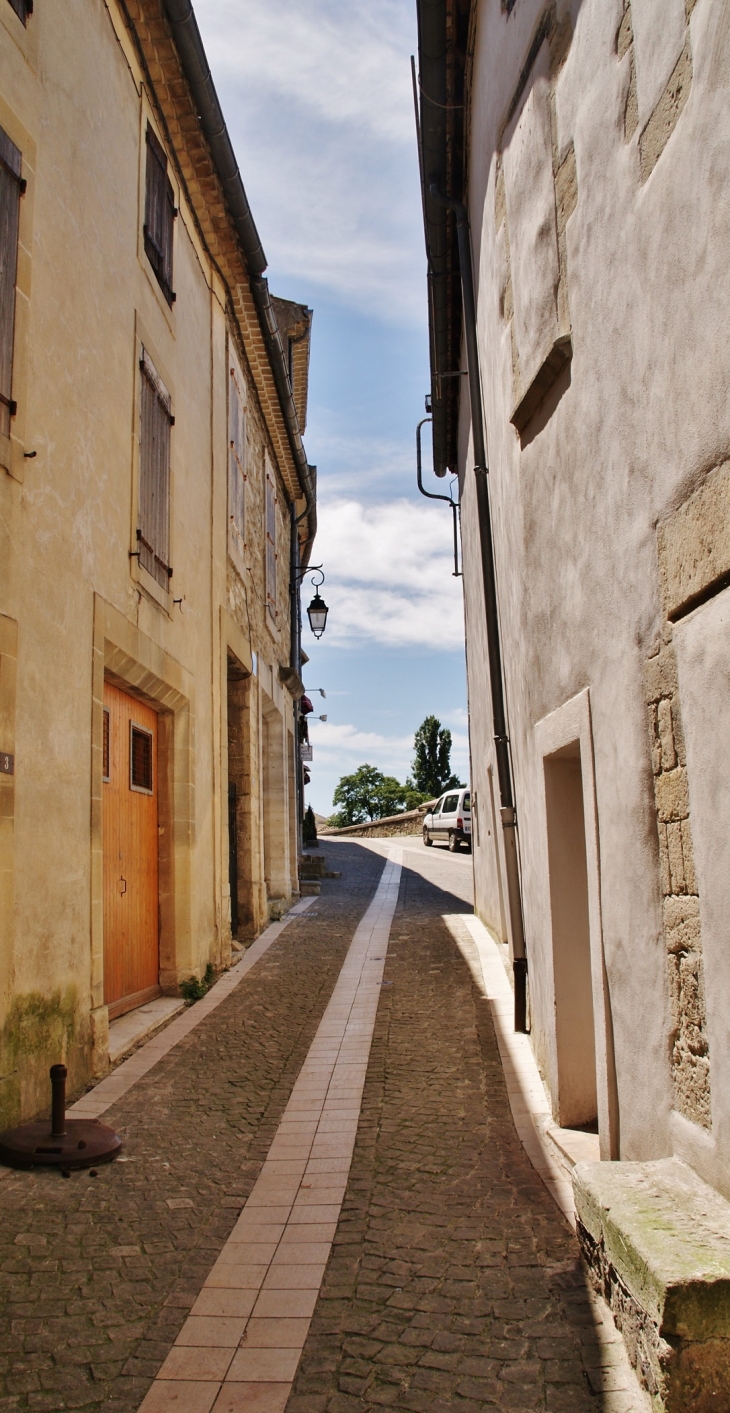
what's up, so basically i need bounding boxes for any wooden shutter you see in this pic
[138,349,172,589]
[144,126,175,305]
[228,367,246,557]
[0,126,23,439]
[265,461,277,621]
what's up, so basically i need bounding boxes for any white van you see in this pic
[423,787,471,852]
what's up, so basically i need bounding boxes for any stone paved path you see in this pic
[289,841,636,1413]
[0,839,644,1412]
[0,845,384,1412]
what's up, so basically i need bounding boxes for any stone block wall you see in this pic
[644,639,711,1129]
[321,807,432,840]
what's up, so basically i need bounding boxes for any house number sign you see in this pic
[0,753,13,775]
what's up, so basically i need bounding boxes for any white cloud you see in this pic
[194,0,425,324]
[307,496,465,650]
[198,0,415,142]
[307,431,417,496]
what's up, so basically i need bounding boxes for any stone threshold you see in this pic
[108,996,185,1066]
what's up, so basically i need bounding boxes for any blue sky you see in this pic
[195,0,468,813]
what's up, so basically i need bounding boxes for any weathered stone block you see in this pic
[658,824,672,896]
[680,819,696,894]
[574,1158,730,1411]
[655,767,689,823]
[648,703,663,775]
[667,953,681,1032]
[657,459,730,620]
[678,953,706,1035]
[671,696,687,768]
[673,1049,712,1130]
[644,647,679,705]
[666,821,686,894]
[640,40,693,185]
[658,698,677,771]
[616,3,633,61]
[663,895,701,954]
[555,143,577,237]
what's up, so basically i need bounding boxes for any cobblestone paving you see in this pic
[0,843,384,1413]
[289,841,625,1413]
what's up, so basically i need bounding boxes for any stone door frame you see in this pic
[90,594,194,1074]
[535,688,619,1159]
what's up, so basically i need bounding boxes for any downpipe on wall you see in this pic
[429,184,528,1033]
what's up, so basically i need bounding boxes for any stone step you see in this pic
[573,1156,730,1411]
[545,1124,600,1170]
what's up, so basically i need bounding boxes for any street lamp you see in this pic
[305,570,329,639]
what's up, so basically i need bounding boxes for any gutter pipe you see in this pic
[429,185,528,1032]
[416,416,461,578]
[162,0,317,565]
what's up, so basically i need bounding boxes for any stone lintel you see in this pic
[574,1157,730,1409]
[657,459,730,621]
[510,334,572,435]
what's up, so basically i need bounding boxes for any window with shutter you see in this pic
[6,0,32,24]
[228,366,246,560]
[144,126,175,306]
[138,349,173,590]
[265,461,277,623]
[0,126,23,439]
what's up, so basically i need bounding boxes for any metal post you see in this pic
[50,1064,67,1137]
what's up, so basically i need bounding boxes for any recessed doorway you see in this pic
[544,742,598,1128]
[103,682,160,1019]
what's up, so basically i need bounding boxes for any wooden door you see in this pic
[103,682,160,1018]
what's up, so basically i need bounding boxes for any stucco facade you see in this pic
[417,0,730,1194]
[0,0,314,1122]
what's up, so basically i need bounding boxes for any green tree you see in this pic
[410,715,463,797]
[331,764,410,825]
[302,804,318,846]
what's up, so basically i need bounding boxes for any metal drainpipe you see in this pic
[416,416,461,577]
[430,184,528,1032]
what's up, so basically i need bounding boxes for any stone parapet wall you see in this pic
[320,806,434,840]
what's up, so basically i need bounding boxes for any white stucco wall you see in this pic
[461,0,730,1187]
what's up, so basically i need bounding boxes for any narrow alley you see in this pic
[0,843,646,1413]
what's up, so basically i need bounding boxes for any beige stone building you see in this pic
[417,0,730,1397]
[0,0,316,1123]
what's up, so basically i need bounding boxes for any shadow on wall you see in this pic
[520,358,572,450]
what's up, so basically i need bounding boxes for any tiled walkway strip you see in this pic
[69,897,317,1123]
[140,846,403,1413]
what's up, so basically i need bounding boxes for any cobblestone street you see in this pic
[0,842,645,1413]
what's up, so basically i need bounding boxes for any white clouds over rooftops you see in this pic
[309,497,466,651]
[194,0,425,325]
